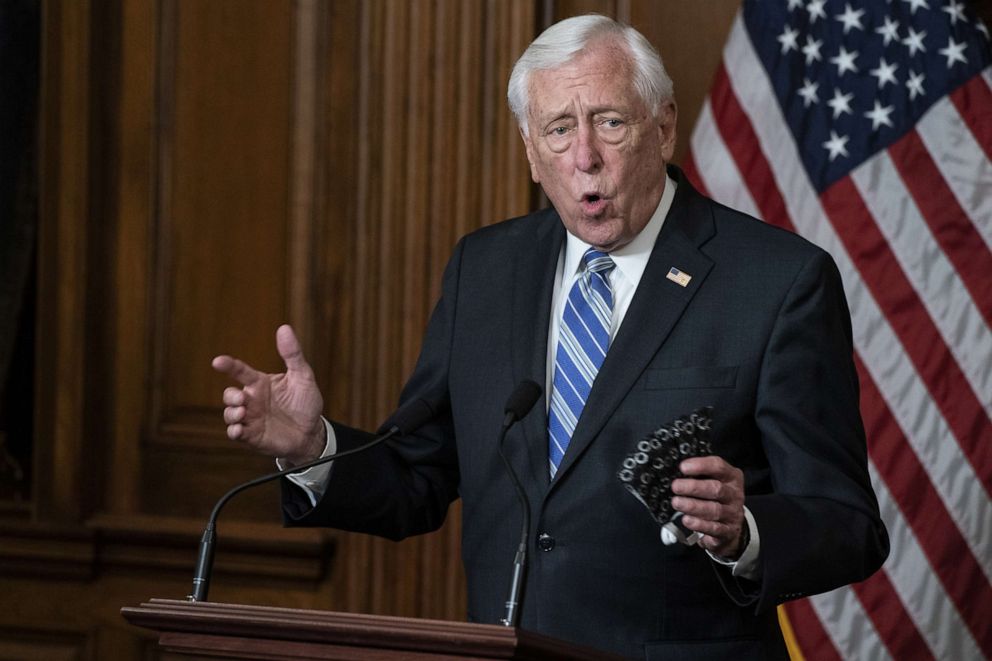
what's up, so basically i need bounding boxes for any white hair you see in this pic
[507,14,674,136]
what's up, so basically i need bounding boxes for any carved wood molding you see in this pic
[0,514,333,586]
[0,521,96,579]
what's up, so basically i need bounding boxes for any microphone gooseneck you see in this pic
[496,380,542,627]
[188,397,437,602]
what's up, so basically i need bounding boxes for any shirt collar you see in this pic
[562,173,677,283]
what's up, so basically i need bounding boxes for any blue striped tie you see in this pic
[548,249,615,478]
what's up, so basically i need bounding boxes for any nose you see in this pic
[574,124,603,173]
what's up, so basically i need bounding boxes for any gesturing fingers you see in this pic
[223,405,245,425]
[222,387,244,406]
[212,354,264,387]
[275,325,313,376]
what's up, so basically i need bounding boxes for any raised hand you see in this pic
[671,456,747,559]
[212,324,326,467]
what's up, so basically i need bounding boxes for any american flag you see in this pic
[683,1,992,659]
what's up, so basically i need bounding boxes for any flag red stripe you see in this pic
[707,64,992,492]
[887,130,992,327]
[851,571,935,661]
[680,151,710,197]
[821,180,992,492]
[856,355,992,656]
[784,599,844,661]
[949,72,992,164]
[708,64,793,231]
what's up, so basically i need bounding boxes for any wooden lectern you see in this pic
[122,599,628,660]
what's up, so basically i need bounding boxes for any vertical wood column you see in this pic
[35,0,93,522]
[318,0,536,620]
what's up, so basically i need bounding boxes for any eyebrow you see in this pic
[538,103,631,121]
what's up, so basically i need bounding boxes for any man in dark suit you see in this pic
[214,15,888,660]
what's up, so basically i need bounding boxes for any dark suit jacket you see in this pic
[283,166,889,660]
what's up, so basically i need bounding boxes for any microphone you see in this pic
[188,397,437,602]
[495,380,542,627]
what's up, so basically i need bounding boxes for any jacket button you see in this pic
[537,533,555,552]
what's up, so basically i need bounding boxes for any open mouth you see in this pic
[580,193,608,215]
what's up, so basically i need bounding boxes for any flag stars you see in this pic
[978,21,989,40]
[830,47,859,76]
[906,70,926,99]
[902,27,927,56]
[778,25,800,54]
[835,4,865,34]
[803,35,824,64]
[870,58,899,88]
[807,0,827,24]
[827,89,854,118]
[939,37,968,67]
[941,0,967,25]
[902,0,929,14]
[864,101,895,130]
[876,16,901,46]
[788,0,805,10]
[798,78,820,107]
[823,131,850,161]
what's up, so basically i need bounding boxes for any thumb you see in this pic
[276,324,312,375]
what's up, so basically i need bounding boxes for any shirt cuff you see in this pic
[707,505,761,581]
[278,417,337,507]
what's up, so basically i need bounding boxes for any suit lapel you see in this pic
[510,210,564,486]
[550,172,717,486]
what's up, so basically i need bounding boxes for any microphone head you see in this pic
[504,380,542,423]
[383,397,437,435]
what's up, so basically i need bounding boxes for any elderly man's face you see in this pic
[522,40,676,251]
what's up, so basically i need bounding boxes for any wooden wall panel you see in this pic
[626,1,740,165]
[143,0,306,521]
[0,626,90,661]
[154,0,293,441]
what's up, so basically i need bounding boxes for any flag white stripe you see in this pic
[857,319,992,584]
[724,14,992,583]
[850,150,992,413]
[688,100,762,218]
[914,80,992,254]
[866,462,983,661]
[808,585,892,661]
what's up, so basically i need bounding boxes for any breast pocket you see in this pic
[645,366,738,390]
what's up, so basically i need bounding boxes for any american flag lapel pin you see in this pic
[666,267,691,287]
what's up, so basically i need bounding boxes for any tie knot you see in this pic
[583,249,615,275]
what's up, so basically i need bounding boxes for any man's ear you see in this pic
[657,101,678,163]
[520,125,541,183]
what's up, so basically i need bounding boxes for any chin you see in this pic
[575,222,625,251]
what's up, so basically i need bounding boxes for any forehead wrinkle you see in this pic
[531,82,637,119]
